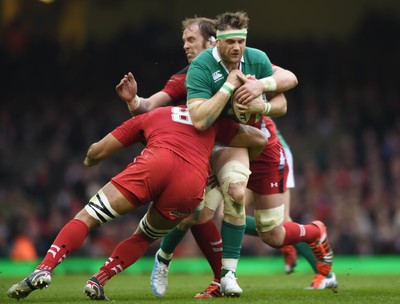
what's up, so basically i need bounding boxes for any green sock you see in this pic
[159,227,187,265]
[221,220,245,259]
[294,242,319,274]
[244,215,258,236]
[221,220,245,276]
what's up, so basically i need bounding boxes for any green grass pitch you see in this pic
[1,273,399,304]
[1,256,399,303]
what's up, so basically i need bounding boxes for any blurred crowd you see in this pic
[0,12,399,259]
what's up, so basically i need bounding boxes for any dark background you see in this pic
[1,0,400,259]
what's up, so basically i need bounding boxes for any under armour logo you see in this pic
[270,182,278,188]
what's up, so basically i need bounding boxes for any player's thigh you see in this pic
[244,188,256,209]
[75,182,135,227]
[101,182,136,214]
[146,203,181,231]
[254,191,285,210]
[282,189,292,221]
[211,146,249,172]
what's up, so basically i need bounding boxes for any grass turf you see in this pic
[1,273,399,304]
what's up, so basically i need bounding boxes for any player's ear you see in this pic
[207,36,216,47]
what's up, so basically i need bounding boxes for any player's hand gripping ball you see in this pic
[231,76,265,125]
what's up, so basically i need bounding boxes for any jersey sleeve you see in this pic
[246,47,274,79]
[111,116,144,147]
[161,70,187,104]
[186,59,214,100]
[214,117,240,145]
[259,51,274,78]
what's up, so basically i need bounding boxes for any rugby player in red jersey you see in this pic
[7,92,268,300]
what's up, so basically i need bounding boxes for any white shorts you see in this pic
[284,147,295,189]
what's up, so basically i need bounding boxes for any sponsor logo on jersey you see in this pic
[270,182,278,188]
[212,70,224,82]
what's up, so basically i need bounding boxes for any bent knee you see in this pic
[226,182,246,204]
[74,209,100,230]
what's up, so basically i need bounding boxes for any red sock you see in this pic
[191,220,222,282]
[37,219,89,271]
[282,222,320,246]
[94,233,150,286]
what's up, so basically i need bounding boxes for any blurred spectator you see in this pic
[10,234,37,261]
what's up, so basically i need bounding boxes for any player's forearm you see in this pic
[262,68,298,93]
[127,92,172,116]
[126,96,150,116]
[229,124,268,160]
[275,72,298,92]
[264,92,287,118]
[247,132,267,161]
[189,93,231,131]
[84,134,124,167]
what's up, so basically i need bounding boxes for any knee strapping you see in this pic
[85,189,120,224]
[217,160,250,219]
[254,205,284,232]
[139,214,173,240]
[217,161,251,197]
[203,185,224,211]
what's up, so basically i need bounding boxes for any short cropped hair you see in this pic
[215,11,249,31]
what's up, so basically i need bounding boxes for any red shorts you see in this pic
[247,141,288,195]
[111,147,206,220]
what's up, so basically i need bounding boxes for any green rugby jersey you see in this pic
[186,46,274,119]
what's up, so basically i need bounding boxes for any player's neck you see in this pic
[222,61,240,72]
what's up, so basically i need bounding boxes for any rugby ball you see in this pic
[231,76,264,125]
